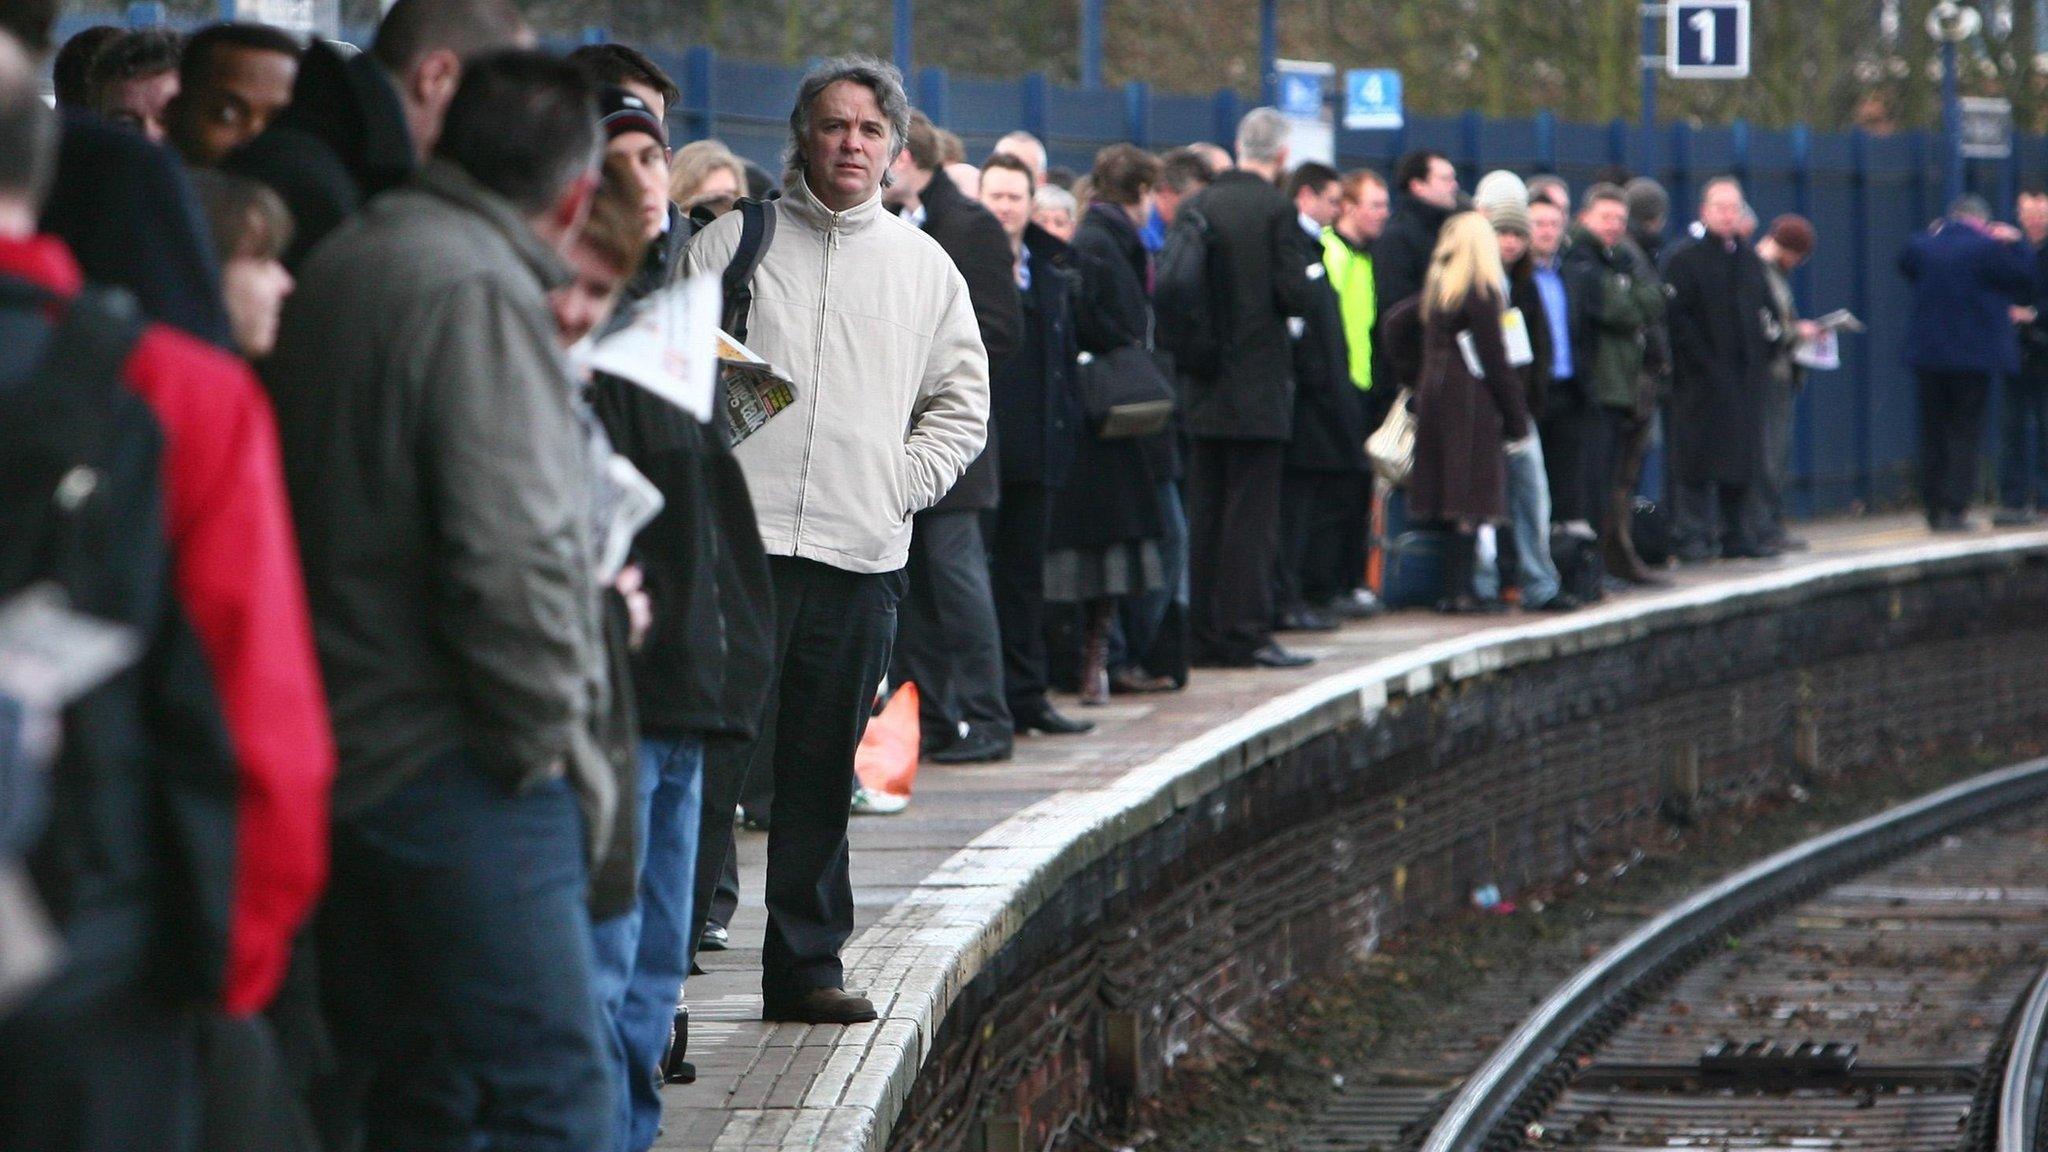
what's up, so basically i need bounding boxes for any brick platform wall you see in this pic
[886,558,2048,1152]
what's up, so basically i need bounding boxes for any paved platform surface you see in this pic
[657,514,2048,1151]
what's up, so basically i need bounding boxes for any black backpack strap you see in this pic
[0,283,148,595]
[720,196,778,343]
[40,286,147,404]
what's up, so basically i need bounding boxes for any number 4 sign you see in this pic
[1667,0,1750,79]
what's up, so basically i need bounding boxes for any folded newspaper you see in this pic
[714,331,799,447]
[1793,309,1865,372]
[587,272,799,446]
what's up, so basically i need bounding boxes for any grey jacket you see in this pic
[265,160,615,853]
[678,177,989,574]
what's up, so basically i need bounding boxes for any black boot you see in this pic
[1435,531,1478,614]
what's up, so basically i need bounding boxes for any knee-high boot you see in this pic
[1079,599,1112,706]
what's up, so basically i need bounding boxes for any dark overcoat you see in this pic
[992,224,1086,489]
[1284,223,1367,473]
[1179,170,1313,441]
[1662,233,1776,485]
[1387,288,1531,525]
[1048,205,1165,551]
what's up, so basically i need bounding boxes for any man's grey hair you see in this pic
[785,55,912,192]
[1032,184,1077,217]
[1235,107,1290,164]
[1950,194,1992,222]
[997,130,1046,161]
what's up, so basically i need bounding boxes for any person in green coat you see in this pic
[1558,185,1667,582]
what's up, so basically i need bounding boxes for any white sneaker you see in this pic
[850,786,909,816]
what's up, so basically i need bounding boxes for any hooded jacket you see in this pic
[676,176,990,574]
[225,40,416,269]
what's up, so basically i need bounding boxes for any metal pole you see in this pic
[1259,0,1278,107]
[893,0,913,76]
[1640,3,1659,135]
[1942,38,1963,205]
[1081,0,1104,89]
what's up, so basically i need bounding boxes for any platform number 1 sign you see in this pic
[1666,0,1750,79]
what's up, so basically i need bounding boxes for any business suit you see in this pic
[1179,170,1316,664]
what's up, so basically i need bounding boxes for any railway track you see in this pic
[1400,757,2048,1152]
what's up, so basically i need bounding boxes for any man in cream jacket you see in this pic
[677,55,988,1024]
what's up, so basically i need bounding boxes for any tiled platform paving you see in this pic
[658,514,2048,1151]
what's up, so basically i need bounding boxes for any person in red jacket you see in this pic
[0,229,334,1018]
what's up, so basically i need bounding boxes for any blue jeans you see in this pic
[1114,481,1188,670]
[589,737,704,1152]
[1999,370,2048,510]
[1475,434,1561,605]
[316,751,610,1152]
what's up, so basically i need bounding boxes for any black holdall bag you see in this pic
[1077,343,1176,439]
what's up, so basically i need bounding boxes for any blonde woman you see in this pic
[1386,211,1534,613]
[668,139,747,217]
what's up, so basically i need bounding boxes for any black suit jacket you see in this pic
[916,168,1022,512]
[1180,170,1313,441]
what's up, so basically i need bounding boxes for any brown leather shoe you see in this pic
[762,987,878,1024]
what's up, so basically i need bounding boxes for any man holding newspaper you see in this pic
[672,55,989,1025]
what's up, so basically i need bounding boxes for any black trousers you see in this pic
[1672,480,1764,556]
[891,509,1010,748]
[1277,468,1368,612]
[1539,392,1611,525]
[1188,438,1284,663]
[690,736,747,951]
[984,481,1054,722]
[731,556,903,998]
[1917,369,1993,522]
[0,991,200,1152]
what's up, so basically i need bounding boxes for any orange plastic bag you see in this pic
[853,682,921,799]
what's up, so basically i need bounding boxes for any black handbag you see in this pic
[1077,344,1176,439]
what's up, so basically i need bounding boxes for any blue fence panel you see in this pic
[1044,82,1127,172]
[1799,132,1863,512]
[1864,133,1931,507]
[1474,116,1541,174]
[944,73,1027,162]
[1150,92,1219,149]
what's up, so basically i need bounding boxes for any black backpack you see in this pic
[0,281,241,1007]
[1152,203,1231,377]
[0,281,147,600]
[0,282,144,866]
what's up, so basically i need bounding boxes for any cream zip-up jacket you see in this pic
[679,177,989,574]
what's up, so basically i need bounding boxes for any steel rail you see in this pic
[1419,756,2048,1152]
[1999,961,2048,1152]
